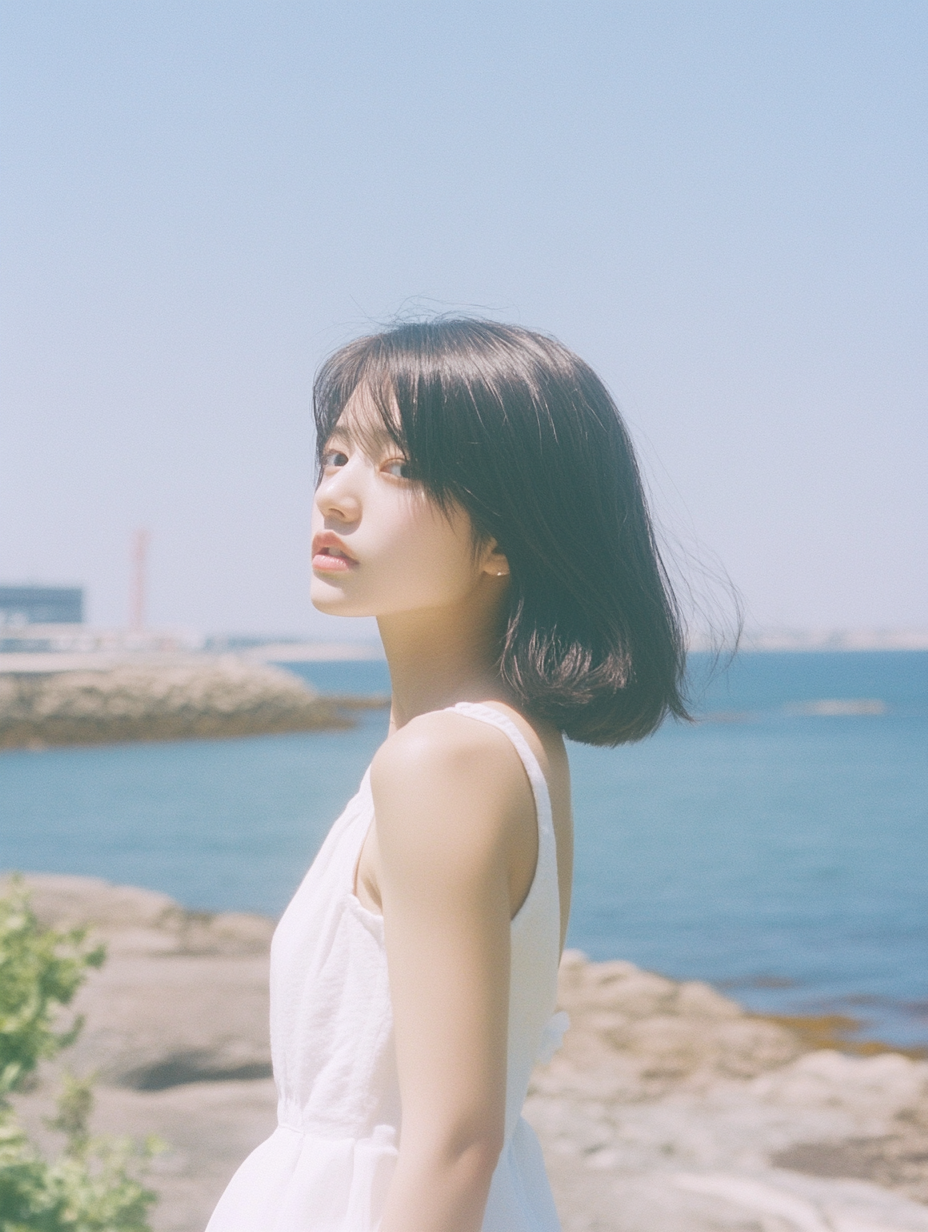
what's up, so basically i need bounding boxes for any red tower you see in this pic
[130,528,149,631]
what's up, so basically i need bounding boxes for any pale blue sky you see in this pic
[1,1,925,637]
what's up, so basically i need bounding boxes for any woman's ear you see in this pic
[481,541,510,578]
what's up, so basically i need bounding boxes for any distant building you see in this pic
[0,622,204,655]
[0,586,84,625]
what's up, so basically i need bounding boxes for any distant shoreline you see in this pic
[737,630,928,652]
[0,641,922,748]
[1,628,927,672]
[258,633,928,657]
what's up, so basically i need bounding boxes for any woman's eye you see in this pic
[384,459,412,479]
[322,450,349,468]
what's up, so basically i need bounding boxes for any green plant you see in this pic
[0,878,161,1232]
[0,879,104,1100]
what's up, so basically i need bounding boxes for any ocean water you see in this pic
[1,652,925,1047]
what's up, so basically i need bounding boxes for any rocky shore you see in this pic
[0,657,387,748]
[7,874,928,1232]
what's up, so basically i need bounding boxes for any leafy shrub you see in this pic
[0,881,104,1100]
[0,878,161,1232]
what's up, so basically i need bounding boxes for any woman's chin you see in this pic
[310,582,372,618]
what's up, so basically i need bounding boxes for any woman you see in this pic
[206,319,687,1232]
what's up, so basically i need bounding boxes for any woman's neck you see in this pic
[378,594,514,730]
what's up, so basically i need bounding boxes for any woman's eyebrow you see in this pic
[324,426,352,446]
[327,420,400,453]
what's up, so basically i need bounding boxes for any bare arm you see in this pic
[372,711,534,1232]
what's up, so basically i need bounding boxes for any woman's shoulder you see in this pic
[369,708,539,898]
[372,705,525,792]
[372,702,565,797]
[372,707,544,850]
[369,705,566,927]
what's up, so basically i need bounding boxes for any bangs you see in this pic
[313,329,479,517]
[314,340,408,474]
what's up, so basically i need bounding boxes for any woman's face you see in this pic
[310,390,507,618]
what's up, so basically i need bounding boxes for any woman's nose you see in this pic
[315,466,362,525]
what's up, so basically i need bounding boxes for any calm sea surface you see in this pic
[1,652,925,1046]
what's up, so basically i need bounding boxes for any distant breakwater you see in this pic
[0,656,389,748]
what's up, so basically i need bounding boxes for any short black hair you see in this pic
[314,318,689,745]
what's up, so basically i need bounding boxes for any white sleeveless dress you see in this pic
[205,701,568,1232]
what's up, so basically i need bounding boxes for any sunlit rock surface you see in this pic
[0,656,349,746]
[7,875,928,1232]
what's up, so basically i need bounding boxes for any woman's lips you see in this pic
[312,535,358,573]
[312,549,356,573]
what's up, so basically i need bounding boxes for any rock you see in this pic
[0,656,352,747]
[4,873,274,1088]
[7,878,928,1232]
[8,872,181,934]
[526,950,928,1232]
[533,951,803,1104]
[752,1051,927,1124]
[2,872,275,958]
[773,1095,928,1205]
[676,980,745,1020]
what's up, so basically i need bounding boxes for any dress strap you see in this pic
[447,702,554,841]
[448,702,559,937]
